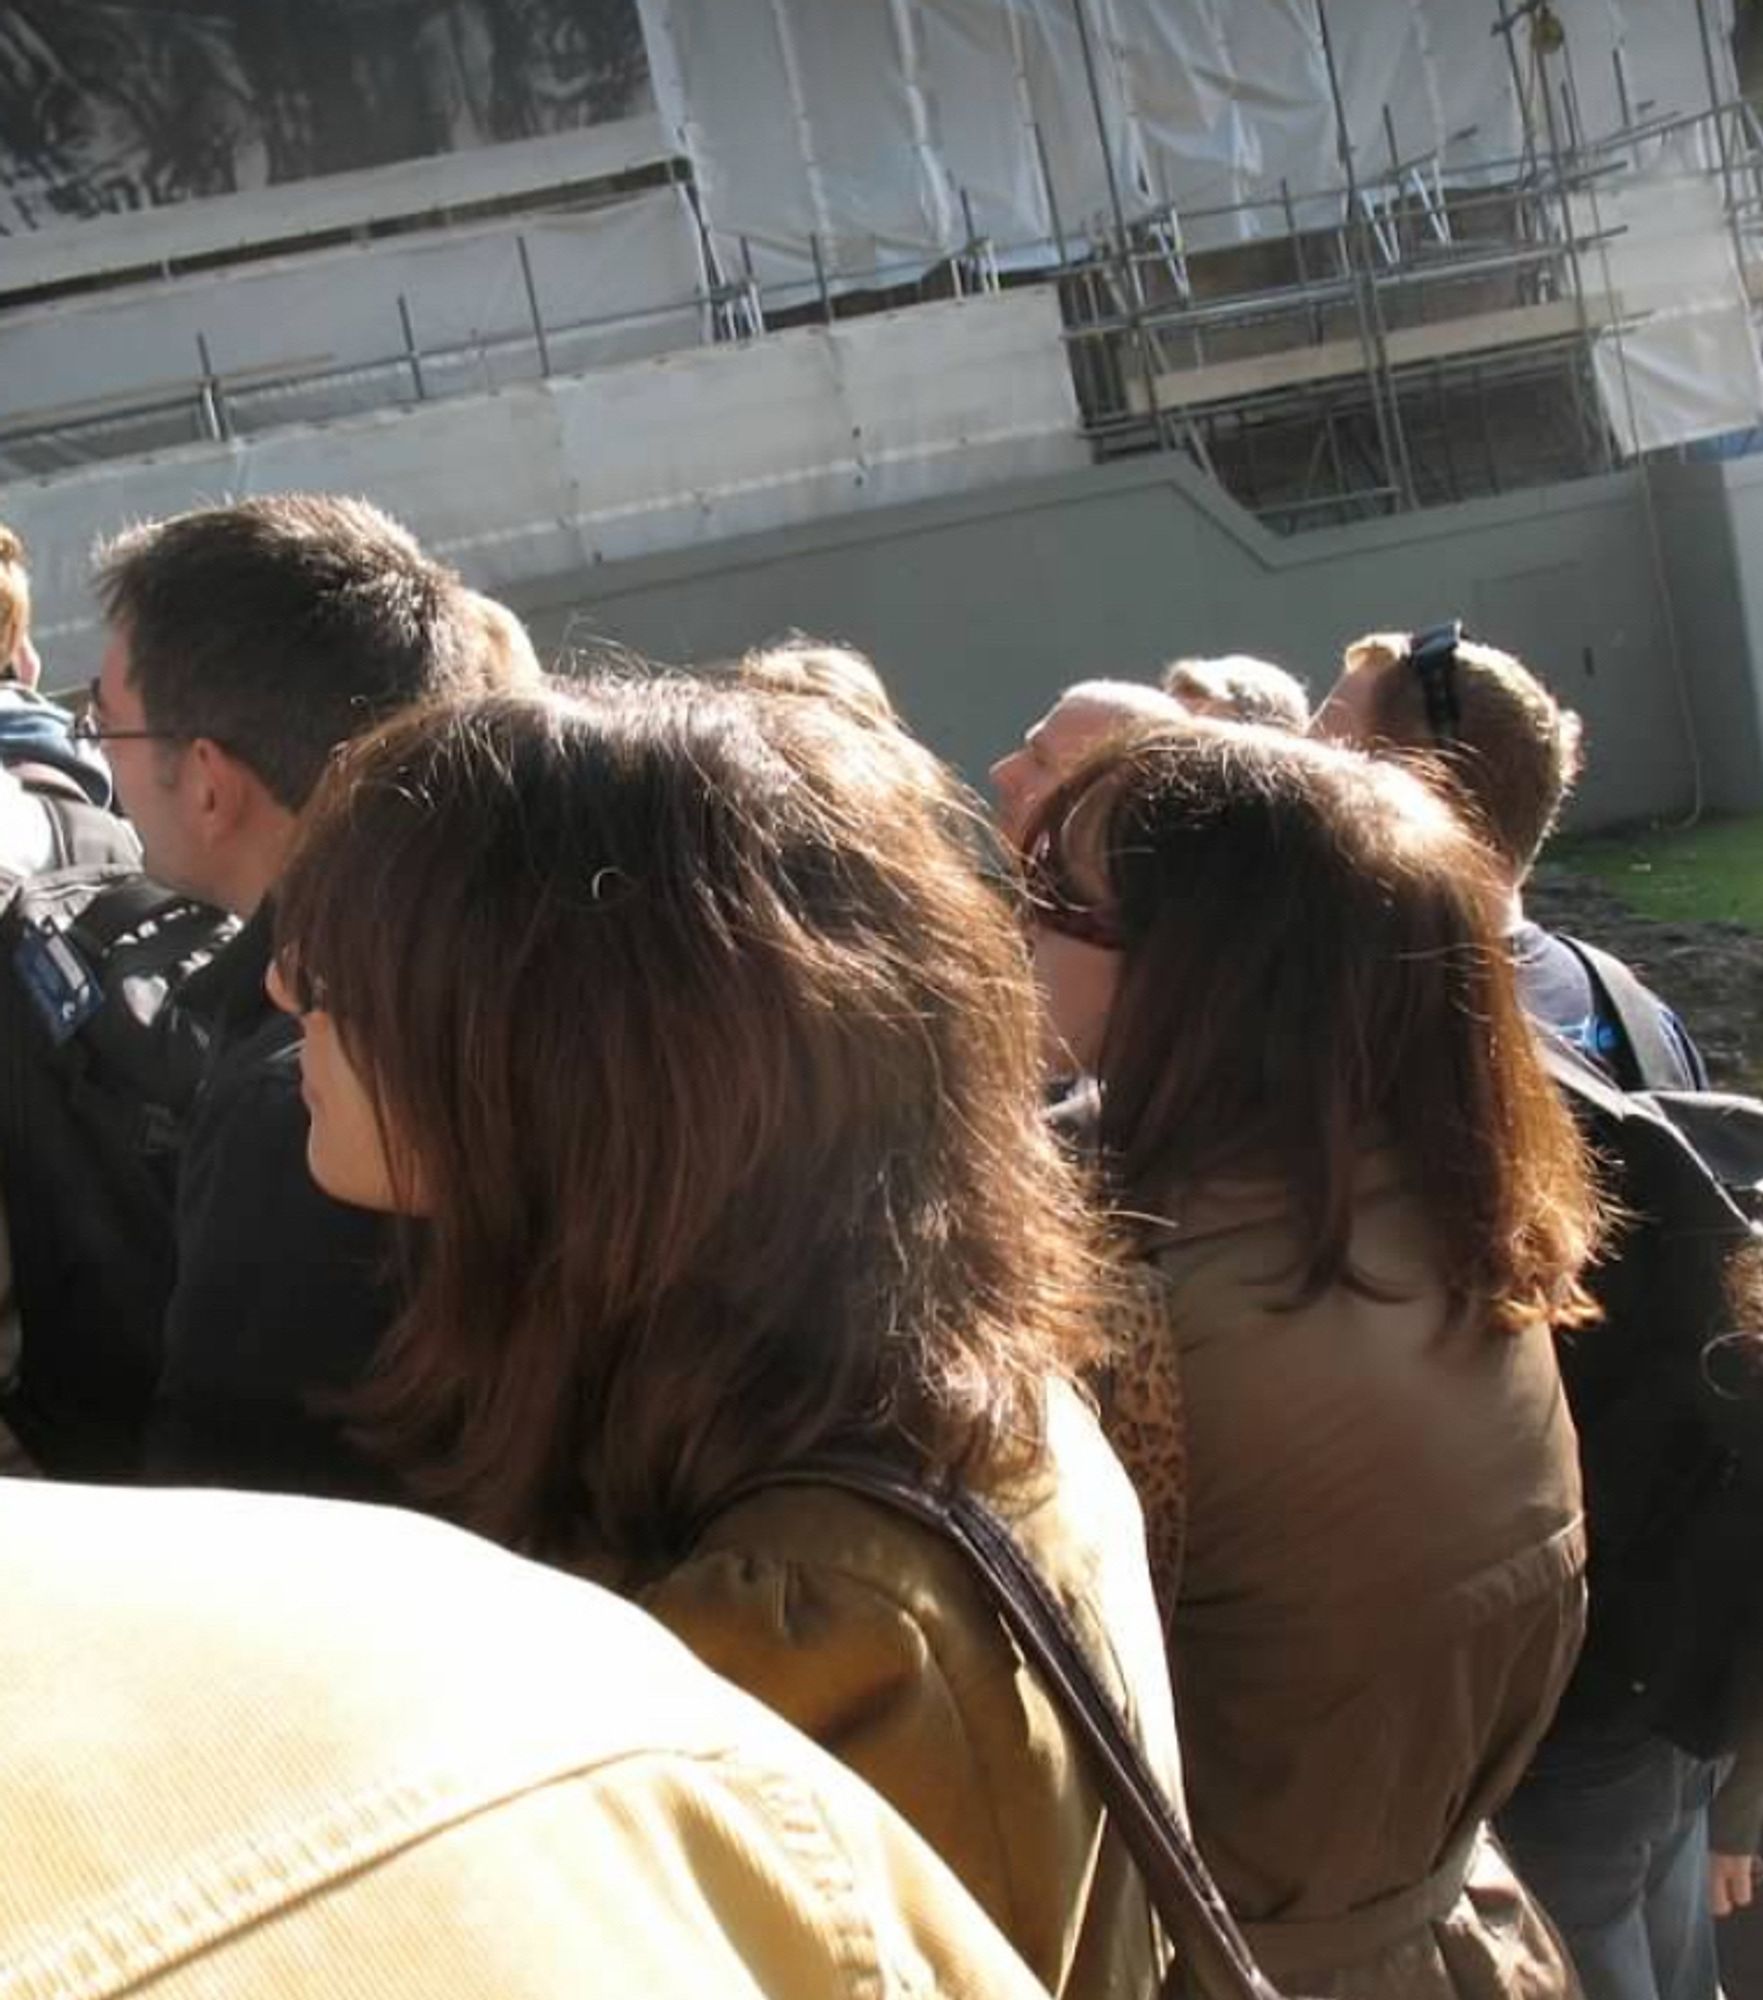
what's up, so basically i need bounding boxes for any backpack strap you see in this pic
[1541,1034,1759,1239]
[1540,1027,1646,1124]
[63,876,216,961]
[710,1455,1290,2000]
[14,776,139,875]
[1559,935,1699,1093]
[11,761,93,807]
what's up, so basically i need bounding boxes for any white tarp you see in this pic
[1573,140,1763,455]
[8,290,1085,659]
[3,0,1744,477]
[0,188,705,468]
[1595,305,1763,456]
[0,120,673,300]
[638,0,1735,285]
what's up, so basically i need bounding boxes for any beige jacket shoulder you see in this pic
[1107,1158,1588,1999]
[0,1481,1050,2000]
[645,1378,1184,2000]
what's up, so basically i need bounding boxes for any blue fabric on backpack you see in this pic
[1511,920,1707,1090]
[0,687,113,808]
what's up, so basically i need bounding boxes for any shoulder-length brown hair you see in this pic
[1029,723,1602,1335]
[276,679,1101,1562]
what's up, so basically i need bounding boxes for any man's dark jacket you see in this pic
[1510,920,1755,1759]
[143,907,399,1500]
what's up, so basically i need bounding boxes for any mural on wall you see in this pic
[0,0,651,232]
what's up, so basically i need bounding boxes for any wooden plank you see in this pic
[1127,296,1608,413]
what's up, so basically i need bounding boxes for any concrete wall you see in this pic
[7,292,1085,659]
[516,451,1703,831]
[1651,457,1763,818]
[1708,453,1763,819]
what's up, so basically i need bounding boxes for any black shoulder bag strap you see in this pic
[64,875,220,964]
[1560,934,1698,1093]
[717,1455,1292,2000]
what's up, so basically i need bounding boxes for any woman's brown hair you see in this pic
[1030,723,1602,1335]
[276,678,1101,1562]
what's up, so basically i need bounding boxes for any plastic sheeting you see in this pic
[0,188,705,478]
[637,0,1736,287]
[1574,141,1763,455]
[1597,305,1763,456]
[9,291,1085,656]
[3,0,1748,481]
[0,119,673,300]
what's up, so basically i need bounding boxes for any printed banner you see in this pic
[0,0,651,233]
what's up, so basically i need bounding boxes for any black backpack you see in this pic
[12,764,141,876]
[1543,940,1763,1757]
[0,832,236,1478]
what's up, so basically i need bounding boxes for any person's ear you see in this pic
[184,737,259,848]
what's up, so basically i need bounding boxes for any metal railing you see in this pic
[5,63,1761,538]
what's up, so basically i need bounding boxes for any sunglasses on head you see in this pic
[1021,824,1124,952]
[1407,619,1465,746]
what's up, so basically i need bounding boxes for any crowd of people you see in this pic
[0,498,1756,2000]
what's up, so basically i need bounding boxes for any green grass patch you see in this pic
[1550,814,1763,930]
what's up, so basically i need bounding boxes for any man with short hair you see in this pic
[1313,626,1703,1084]
[1161,652,1310,731]
[88,495,523,1495]
[990,678,1187,851]
[1315,623,1742,2000]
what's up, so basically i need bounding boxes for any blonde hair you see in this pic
[1162,653,1309,731]
[733,637,898,730]
[1339,630,1583,878]
[0,525,30,672]
[468,593,545,690]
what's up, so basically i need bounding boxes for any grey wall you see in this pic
[1707,453,1763,820]
[514,452,1702,832]
[1651,457,1763,818]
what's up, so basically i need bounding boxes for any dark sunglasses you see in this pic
[1022,825,1124,951]
[1407,620,1465,746]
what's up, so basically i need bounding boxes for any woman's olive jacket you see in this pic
[642,1380,1185,2000]
[1105,1155,1589,2000]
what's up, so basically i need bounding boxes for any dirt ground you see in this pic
[1527,869,1763,1094]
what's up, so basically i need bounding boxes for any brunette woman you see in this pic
[267,678,1181,2000]
[1026,723,1601,2000]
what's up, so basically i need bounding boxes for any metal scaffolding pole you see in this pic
[1068,0,1160,430]
[1068,0,1211,471]
[1493,0,1542,184]
[1315,0,1414,509]
[1494,2,1609,470]
[1692,0,1755,296]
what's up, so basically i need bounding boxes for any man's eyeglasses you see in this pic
[1022,826,1125,952]
[71,678,188,747]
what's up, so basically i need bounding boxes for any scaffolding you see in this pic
[3,0,1759,535]
[1053,0,1763,529]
